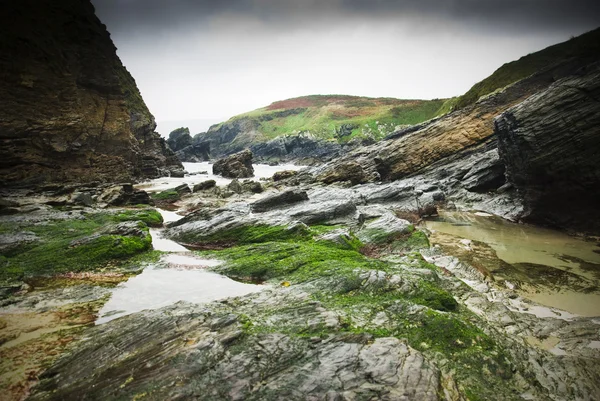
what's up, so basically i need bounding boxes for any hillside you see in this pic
[177,95,452,164]
[219,95,450,142]
[454,27,600,110]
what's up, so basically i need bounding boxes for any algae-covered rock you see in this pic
[357,212,413,244]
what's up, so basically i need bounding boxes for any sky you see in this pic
[91,0,600,135]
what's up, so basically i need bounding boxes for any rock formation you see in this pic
[212,149,254,178]
[166,127,193,152]
[312,38,600,233]
[496,63,600,233]
[0,0,183,188]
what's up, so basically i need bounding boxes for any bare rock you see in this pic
[250,189,309,213]
[193,180,217,192]
[212,149,254,178]
[272,170,299,181]
[496,64,600,233]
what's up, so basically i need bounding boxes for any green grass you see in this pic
[454,27,600,110]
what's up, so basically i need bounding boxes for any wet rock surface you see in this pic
[250,189,309,213]
[29,302,441,401]
[1,173,599,400]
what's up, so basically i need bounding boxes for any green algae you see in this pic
[113,209,163,227]
[200,222,515,401]
[0,210,158,283]
[205,241,384,283]
[150,190,180,202]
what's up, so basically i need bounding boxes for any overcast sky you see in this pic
[91,0,600,135]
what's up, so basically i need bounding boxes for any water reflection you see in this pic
[424,211,600,316]
[97,210,264,324]
[424,211,600,272]
[96,263,263,324]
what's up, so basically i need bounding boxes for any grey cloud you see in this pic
[93,0,600,36]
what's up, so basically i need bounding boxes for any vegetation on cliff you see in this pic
[230,95,450,141]
[454,27,600,110]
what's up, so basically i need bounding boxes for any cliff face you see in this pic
[496,63,600,233]
[0,0,182,188]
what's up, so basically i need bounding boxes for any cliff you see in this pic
[0,0,183,188]
[496,63,600,233]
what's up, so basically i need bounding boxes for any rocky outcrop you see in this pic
[317,161,370,185]
[212,149,254,178]
[0,0,182,188]
[175,140,211,162]
[272,170,298,181]
[168,127,212,162]
[193,180,217,192]
[496,63,600,233]
[194,118,261,159]
[250,134,343,164]
[166,127,193,152]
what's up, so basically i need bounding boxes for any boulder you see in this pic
[227,179,243,194]
[241,180,264,193]
[251,189,309,213]
[272,170,299,181]
[317,161,368,186]
[173,184,191,196]
[357,212,413,244]
[212,149,255,178]
[193,180,217,192]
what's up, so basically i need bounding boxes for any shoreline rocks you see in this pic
[212,149,255,178]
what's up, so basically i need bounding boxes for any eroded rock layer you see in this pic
[496,63,600,233]
[0,0,182,188]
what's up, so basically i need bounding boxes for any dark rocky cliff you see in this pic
[496,63,600,233]
[0,0,182,188]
